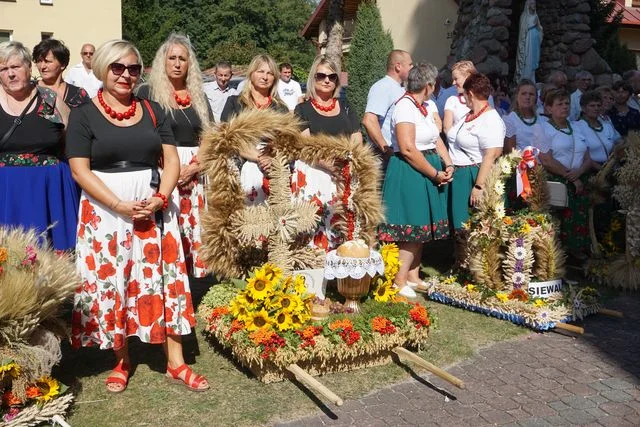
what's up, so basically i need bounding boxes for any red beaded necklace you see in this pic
[404,92,428,117]
[98,89,136,121]
[465,103,490,123]
[310,97,337,112]
[255,96,272,109]
[174,91,191,107]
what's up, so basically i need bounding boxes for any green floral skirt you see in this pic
[378,151,449,243]
[548,175,590,253]
[448,165,479,230]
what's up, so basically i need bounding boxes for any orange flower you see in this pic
[2,391,22,406]
[143,243,160,264]
[85,254,96,271]
[108,232,118,257]
[0,247,8,263]
[503,217,513,226]
[80,199,94,224]
[371,316,396,334]
[137,294,164,327]
[92,239,102,253]
[249,328,274,345]
[126,280,141,298]
[409,304,430,329]
[180,198,192,215]
[508,288,529,302]
[329,318,353,331]
[161,233,179,264]
[25,385,42,399]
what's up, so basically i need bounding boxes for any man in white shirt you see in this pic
[361,50,413,165]
[64,43,102,98]
[277,62,303,111]
[536,70,567,114]
[569,70,593,121]
[203,61,237,122]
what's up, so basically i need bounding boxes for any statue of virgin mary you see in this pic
[515,0,543,84]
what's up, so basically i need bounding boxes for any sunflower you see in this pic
[246,270,274,301]
[0,361,20,379]
[244,308,272,331]
[274,310,294,331]
[260,263,283,282]
[229,296,251,321]
[293,275,307,295]
[34,376,60,402]
[373,279,397,302]
[269,293,298,312]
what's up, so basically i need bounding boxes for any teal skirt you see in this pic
[378,151,449,242]
[448,165,479,230]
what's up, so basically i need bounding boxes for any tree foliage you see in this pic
[122,0,317,69]
[346,1,394,121]
[588,0,636,74]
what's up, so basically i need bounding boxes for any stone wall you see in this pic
[448,0,612,86]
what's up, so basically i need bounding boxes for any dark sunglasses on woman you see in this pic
[315,72,338,82]
[109,62,142,77]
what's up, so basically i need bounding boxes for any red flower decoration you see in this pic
[161,233,179,264]
[133,219,157,239]
[143,243,160,264]
[137,294,164,327]
[97,262,116,280]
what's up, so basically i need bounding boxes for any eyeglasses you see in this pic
[82,52,94,56]
[109,62,142,77]
[315,72,338,82]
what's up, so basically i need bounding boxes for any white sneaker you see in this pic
[407,280,430,292]
[397,285,418,299]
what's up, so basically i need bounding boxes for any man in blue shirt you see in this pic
[361,50,413,166]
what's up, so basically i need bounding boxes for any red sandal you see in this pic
[165,364,209,392]
[105,360,130,393]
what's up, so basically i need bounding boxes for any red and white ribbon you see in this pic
[516,146,539,200]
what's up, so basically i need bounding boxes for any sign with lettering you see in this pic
[527,279,563,299]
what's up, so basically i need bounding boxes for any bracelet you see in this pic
[445,164,455,170]
[473,184,483,190]
[153,192,169,210]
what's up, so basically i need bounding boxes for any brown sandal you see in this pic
[165,363,209,392]
[105,360,130,393]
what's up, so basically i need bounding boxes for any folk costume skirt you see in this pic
[291,160,339,251]
[0,156,79,251]
[378,151,449,243]
[175,146,207,278]
[547,174,590,254]
[448,164,479,230]
[71,169,195,350]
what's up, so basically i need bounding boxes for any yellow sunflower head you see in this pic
[229,296,251,321]
[0,361,20,379]
[293,275,307,295]
[275,293,298,312]
[261,263,283,282]
[34,376,60,402]
[274,310,294,331]
[245,308,272,331]
[246,270,274,301]
[373,280,398,302]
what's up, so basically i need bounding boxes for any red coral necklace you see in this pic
[174,91,191,107]
[98,89,136,120]
[465,103,489,122]
[255,96,272,109]
[403,93,428,117]
[310,97,337,112]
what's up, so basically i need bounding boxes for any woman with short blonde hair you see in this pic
[137,33,212,278]
[305,55,342,100]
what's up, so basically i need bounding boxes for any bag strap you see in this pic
[142,99,157,128]
[0,93,38,150]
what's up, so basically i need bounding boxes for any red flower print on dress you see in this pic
[86,254,96,271]
[84,318,99,335]
[80,199,94,224]
[262,177,270,195]
[297,170,307,190]
[123,259,134,279]
[92,239,102,253]
[97,262,116,280]
[313,232,329,250]
[126,317,138,335]
[188,215,197,227]
[162,233,179,264]
[71,311,82,336]
[104,309,115,331]
[143,243,160,264]
[198,194,205,209]
[77,223,85,238]
[182,297,196,326]
[113,333,124,349]
[180,198,192,215]
[137,294,164,327]
[133,219,157,239]
[165,306,174,323]
[167,279,186,299]
[150,322,165,343]
[143,267,153,278]
[127,280,141,298]
[108,232,118,257]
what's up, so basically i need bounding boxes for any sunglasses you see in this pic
[315,72,338,82]
[109,62,142,77]
[82,52,94,56]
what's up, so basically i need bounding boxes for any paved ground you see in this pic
[275,295,640,426]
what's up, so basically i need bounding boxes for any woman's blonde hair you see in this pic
[92,39,143,83]
[511,78,537,115]
[144,33,210,126]
[451,60,477,78]
[238,54,284,108]
[305,55,341,100]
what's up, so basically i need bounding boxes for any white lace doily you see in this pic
[324,249,385,279]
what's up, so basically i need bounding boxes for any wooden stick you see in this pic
[598,308,624,318]
[393,347,466,389]
[286,364,343,406]
[555,322,584,334]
